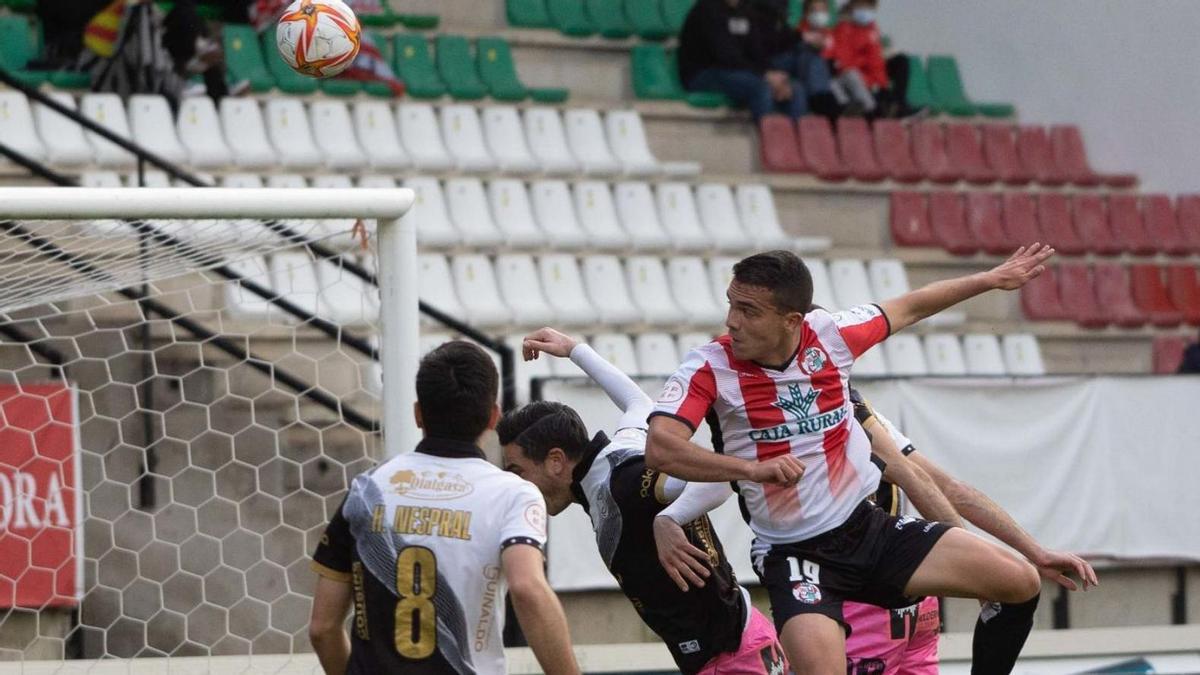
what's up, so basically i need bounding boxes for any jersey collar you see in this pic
[568,431,610,511]
[752,341,801,372]
[414,437,486,460]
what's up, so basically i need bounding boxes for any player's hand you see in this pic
[747,455,805,487]
[522,327,579,361]
[986,244,1056,290]
[653,515,712,592]
[1033,549,1099,591]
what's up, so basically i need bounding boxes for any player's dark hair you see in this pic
[496,401,590,462]
[415,340,498,443]
[732,250,813,314]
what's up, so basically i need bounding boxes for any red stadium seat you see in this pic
[1167,265,1200,326]
[872,119,923,183]
[1072,195,1120,256]
[966,192,1008,255]
[1020,265,1068,321]
[797,116,848,181]
[1049,125,1137,188]
[1130,264,1184,327]
[1058,264,1108,328]
[836,117,886,182]
[1142,195,1189,256]
[1176,195,1200,253]
[1001,192,1042,251]
[890,192,933,246]
[1016,126,1068,186]
[911,121,960,184]
[1153,336,1188,374]
[981,124,1031,185]
[1037,193,1085,255]
[930,191,977,255]
[945,123,995,185]
[1108,194,1154,255]
[1093,263,1147,328]
[759,114,806,173]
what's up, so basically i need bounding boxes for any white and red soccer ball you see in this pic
[275,0,362,78]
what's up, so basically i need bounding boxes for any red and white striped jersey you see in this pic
[651,304,890,544]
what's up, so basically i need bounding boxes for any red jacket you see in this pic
[796,19,836,59]
[831,20,889,88]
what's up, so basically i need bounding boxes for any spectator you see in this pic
[828,0,888,116]
[1180,332,1200,374]
[769,0,840,119]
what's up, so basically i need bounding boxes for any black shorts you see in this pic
[754,501,951,635]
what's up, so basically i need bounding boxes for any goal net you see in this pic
[0,188,415,662]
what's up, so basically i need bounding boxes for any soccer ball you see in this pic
[275,0,361,79]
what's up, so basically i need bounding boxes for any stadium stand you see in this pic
[797,116,849,182]
[911,120,961,184]
[872,119,923,183]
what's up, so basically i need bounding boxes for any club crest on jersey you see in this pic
[792,581,822,604]
[800,347,828,374]
[750,384,847,441]
[390,469,474,500]
[657,376,686,404]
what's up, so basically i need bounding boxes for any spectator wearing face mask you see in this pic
[765,0,840,119]
[828,0,887,115]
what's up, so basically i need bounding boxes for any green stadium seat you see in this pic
[903,54,937,114]
[660,0,695,34]
[927,55,1015,118]
[625,0,671,40]
[48,71,91,89]
[223,24,276,93]
[397,14,440,30]
[507,0,553,28]
[0,15,48,86]
[475,37,528,101]
[631,45,728,107]
[320,79,363,96]
[363,81,396,98]
[259,27,317,94]
[586,0,634,39]
[435,35,488,100]
[392,34,446,99]
[357,4,399,26]
[529,87,570,103]
[548,0,596,37]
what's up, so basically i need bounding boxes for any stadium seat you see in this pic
[440,105,497,172]
[605,110,663,176]
[315,259,380,325]
[1049,125,1137,188]
[350,101,409,170]
[696,184,752,253]
[1153,336,1188,374]
[1016,126,1068,186]
[911,121,960,184]
[565,109,621,175]
[656,183,713,252]
[631,44,685,101]
[836,117,886,182]
[1168,265,1200,326]
[574,181,629,250]
[175,97,231,169]
[392,34,446,99]
[259,27,319,95]
[615,182,672,251]
[827,259,872,309]
[1000,192,1041,251]
[1142,195,1189,256]
[926,55,1014,118]
[636,333,682,376]
[798,116,849,182]
[965,192,1007,255]
[397,103,454,172]
[32,92,92,166]
[962,334,1007,376]
[981,124,1031,185]
[930,191,978,255]
[872,119,923,183]
[1020,265,1068,322]
[924,334,967,376]
[504,335,552,404]
[945,123,995,185]
[592,334,642,376]
[482,106,539,174]
[309,101,367,170]
[532,180,590,250]
[1108,194,1154,256]
[1130,265,1184,328]
[539,254,596,325]
[889,192,935,247]
[1001,334,1045,376]
[1071,195,1119,256]
[868,259,954,323]
[80,93,136,168]
[885,335,928,376]
[218,98,276,168]
[221,24,276,93]
[445,178,504,248]
[667,257,725,326]
[759,115,807,173]
[661,0,695,33]
[270,252,323,318]
[495,254,555,326]
[523,108,579,175]
[1057,264,1107,328]
[451,255,511,326]
[626,256,688,325]
[127,94,188,165]
[806,259,838,311]
[547,0,597,36]
[435,35,488,100]
[225,256,273,317]
[585,0,633,38]
[1093,263,1147,328]
[736,184,809,252]
[708,257,737,309]
[903,54,938,114]
[582,256,642,325]
[625,0,671,39]
[1176,195,1200,253]
[678,332,717,354]
[507,0,553,28]
[853,343,889,377]
[475,36,527,101]
[489,180,545,249]
[0,92,46,163]
[263,99,322,169]
[404,177,460,249]
[1037,194,1085,255]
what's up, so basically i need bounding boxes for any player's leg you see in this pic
[757,545,851,675]
[778,613,845,675]
[970,596,1040,675]
[696,608,789,675]
[903,528,1041,604]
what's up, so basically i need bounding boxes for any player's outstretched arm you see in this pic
[503,544,581,675]
[523,327,653,425]
[647,415,805,485]
[879,244,1055,334]
[308,576,353,675]
[862,416,964,528]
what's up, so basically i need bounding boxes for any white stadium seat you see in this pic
[591,334,641,377]
[351,100,409,170]
[656,183,713,253]
[397,103,453,171]
[418,254,465,322]
[538,255,595,325]
[582,256,641,325]
[1002,334,1046,376]
[696,183,752,253]
[615,182,671,251]
[451,255,510,326]
[224,256,273,317]
[482,106,538,173]
[677,332,716,354]
[80,93,136,167]
[176,97,231,168]
[127,94,188,165]
[495,254,555,326]
[735,184,832,253]
[885,335,928,376]
[504,335,553,403]
[522,108,578,175]
[0,92,46,164]
[829,259,874,309]
[404,177,460,249]
[635,333,681,376]
[564,109,621,175]
[963,334,1007,376]
[316,259,379,324]
[445,178,504,248]
[667,257,725,326]
[34,92,92,166]
[603,110,660,176]
[708,257,737,309]
[531,180,589,250]
[573,181,629,251]
[263,98,322,169]
[358,175,397,189]
[867,258,909,299]
[271,252,323,318]
[626,256,687,326]
[309,100,366,170]
[489,180,545,249]
[440,105,496,173]
[219,98,277,168]
[924,334,967,376]
[853,345,889,377]
[806,259,838,311]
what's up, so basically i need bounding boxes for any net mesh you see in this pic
[0,214,383,660]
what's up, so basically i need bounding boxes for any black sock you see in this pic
[971,594,1039,675]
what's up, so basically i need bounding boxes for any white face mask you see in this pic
[852,8,876,25]
[808,10,830,26]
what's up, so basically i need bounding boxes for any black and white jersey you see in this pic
[312,438,548,675]
[848,387,916,517]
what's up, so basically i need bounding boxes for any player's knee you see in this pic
[1002,560,1041,603]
